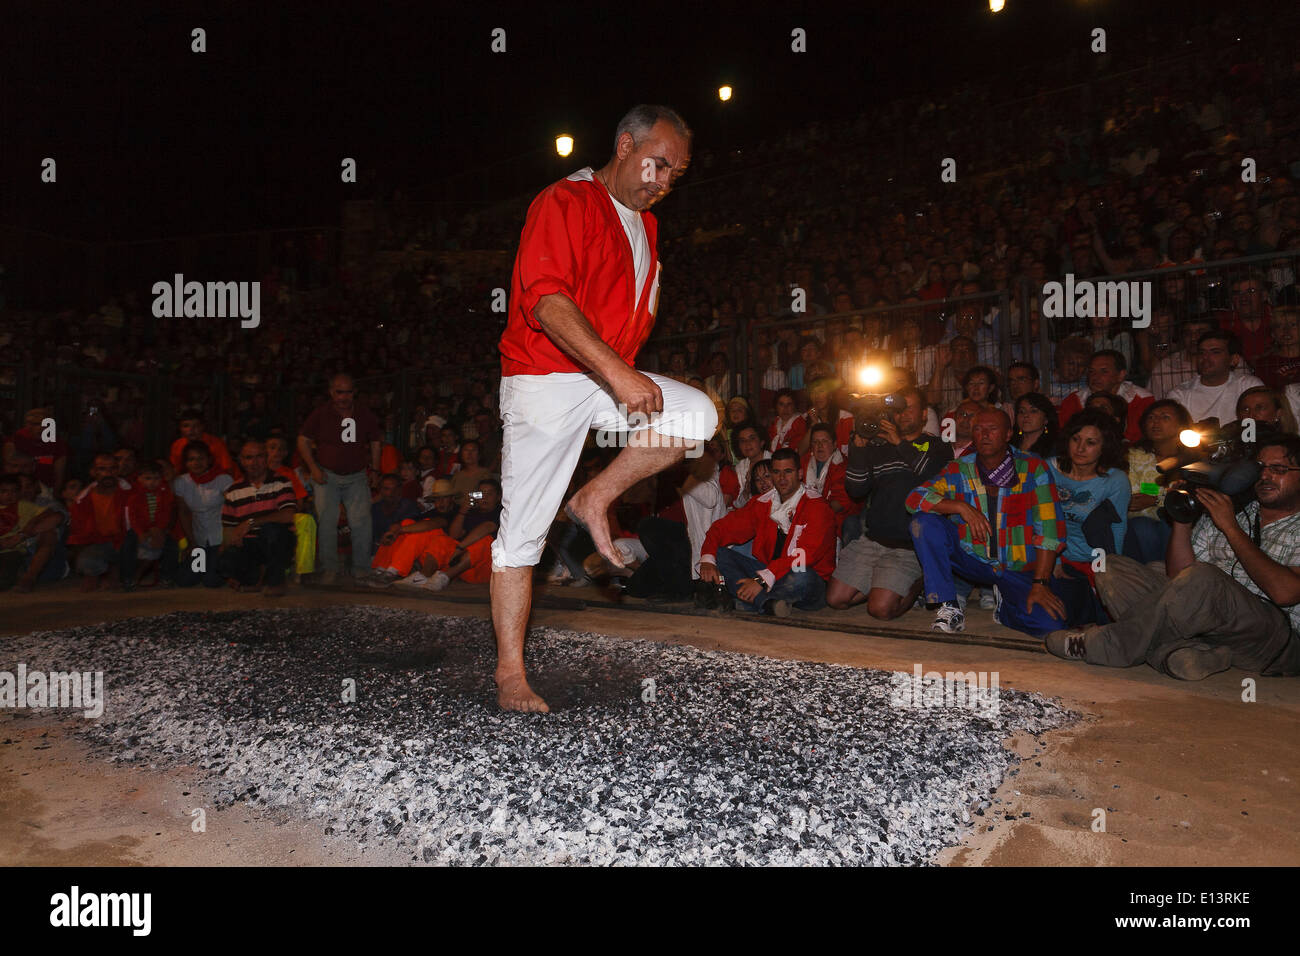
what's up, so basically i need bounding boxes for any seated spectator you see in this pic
[801,422,857,533]
[398,460,423,500]
[927,335,976,413]
[1047,435,1300,681]
[1048,409,1130,582]
[1013,392,1059,458]
[1047,336,1092,403]
[1125,399,1192,564]
[946,399,981,457]
[4,406,67,493]
[768,388,807,452]
[719,396,760,464]
[365,478,459,585]
[449,439,490,506]
[371,473,421,550]
[435,425,461,478]
[66,453,131,591]
[113,446,140,489]
[698,448,837,616]
[906,408,1083,636]
[172,441,234,589]
[1085,391,1129,432]
[267,434,316,578]
[0,473,64,593]
[1084,308,1134,372]
[1252,306,1300,391]
[121,460,178,590]
[1148,315,1213,401]
[827,386,952,617]
[1003,361,1040,419]
[401,477,502,590]
[800,379,855,455]
[218,441,298,597]
[1222,271,1273,367]
[958,365,1001,415]
[1167,330,1264,426]
[1236,386,1297,437]
[1056,349,1152,442]
[169,409,234,476]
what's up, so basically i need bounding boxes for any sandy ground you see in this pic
[2,577,1297,866]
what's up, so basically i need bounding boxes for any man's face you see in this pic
[800,341,818,363]
[612,120,690,211]
[180,418,203,440]
[1254,446,1300,511]
[330,378,355,410]
[239,444,268,479]
[0,483,17,508]
[379,478,401,502]
[770,456,800,499]
[90,455,117,486]
[953,401,981,441]
[971,411,1012,458]
[434,495,455,514]
[1196,338,1234,380]
[418,449,435,470]
[476,482,501,511]
[810,431,834,463]
[776,395,795,419]
[1059,350,1088,382]
[1087,356,1125,395]
[1232,279,1264,316]
[949,339,975,371]
[266,438,287,464]
[1007,367,1038,400]
[23,408,46,430]
[113,449,137,476]
[461,442,480,467]
[440,429,457,450]
[185,449,211,475]
[138,472,162,492]
[894,393,924,437]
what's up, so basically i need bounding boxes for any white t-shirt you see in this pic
[569,167,650,310]
[1166,370,1264,426]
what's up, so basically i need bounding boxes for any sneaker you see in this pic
[427,571,451,591]
[392,571,429,590]
[365,569,401,589]
[1165,645,1232,681]
[931,601,965,633]
[978,588,996,610]
[1044,628,1093,661]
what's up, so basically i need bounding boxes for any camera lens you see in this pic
[1164,488,1203,524]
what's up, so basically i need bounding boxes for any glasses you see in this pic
[1256,463,1300,477]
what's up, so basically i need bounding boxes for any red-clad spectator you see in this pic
[67,453,132,590]
[4,406,67,492]
[1056,349,1152,442]
[800,422,859,533]
[768,388,807,452]
[121,460,178,590]
[169,409,235,476]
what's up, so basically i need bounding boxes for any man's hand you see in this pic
[1128,493,1158,512]
[736,578,764,603]
[1026,581,1066,620]
[698,563,721,585]
[850,431,870,449]
[381,528,399,545]
[934,342,951,370]
[960,502,992,544]
[1195,488,1238,535]
[877,419,902,445]
[308,466,325,485]
[229,520,252,544]
[610,367,664,418]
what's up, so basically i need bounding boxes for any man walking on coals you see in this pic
[492,105,717,712]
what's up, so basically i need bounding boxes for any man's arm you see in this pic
[1195,491,1300,605]
[534,293,662,416]
[297,435,321,476]
[1165,512,1197,578]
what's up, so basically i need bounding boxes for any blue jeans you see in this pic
[316,468,372,573]
[909,511,1083,637]
[714,544,827,613]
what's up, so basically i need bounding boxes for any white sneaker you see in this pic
[365,569,401,589]
[392,571,428,590]
[978,588,996,610]
[932,601,966,633]
[427,571,451,591]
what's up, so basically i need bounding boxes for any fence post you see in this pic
[997,289,1012,381]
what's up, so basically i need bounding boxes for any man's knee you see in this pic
[867,591,906,620]
[825,579,860,610]
[908,511,944,542]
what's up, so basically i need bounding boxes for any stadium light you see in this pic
[555,135,574,158]
[989,0,1005,12]
[718,85,732,102]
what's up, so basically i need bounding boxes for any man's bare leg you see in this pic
[491,566,549,712]
[566,434,691,566]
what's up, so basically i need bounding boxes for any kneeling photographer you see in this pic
[1045,434,1300,680]
[826,384,951,618]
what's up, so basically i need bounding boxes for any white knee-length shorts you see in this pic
[491,371,719,569]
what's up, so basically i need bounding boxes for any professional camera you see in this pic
[849,365,906,439]
[1157,423,1265,524]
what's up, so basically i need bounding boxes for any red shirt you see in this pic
[68,485,131,547]
[501,171,661,376]
[169,432,234,476]
[125,483,176,533]
[7,428,67,487]
[701,488,838,583]
[769,415,807,452]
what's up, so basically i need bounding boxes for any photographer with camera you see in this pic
[826,386,951,618]
[1046,436,1300,680]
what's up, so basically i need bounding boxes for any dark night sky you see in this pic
[0,0,1247,241]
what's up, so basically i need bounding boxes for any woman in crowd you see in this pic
[1048,409,1131,619]
[1013,392,1059,458]
[171,440,233,588]
[719,396,762,464]
[1085,391,1130,435]
[959,365,1001,413]
[800,378,854,454]
[768,388,807,452]
[1125,399,1192,564]
[730,425,770,510]
[1236,386,1298,436]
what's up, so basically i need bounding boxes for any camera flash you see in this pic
[1180,429,1203,448]
[858,365,884,388]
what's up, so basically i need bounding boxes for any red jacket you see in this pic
[701,487,838,583]
[501,170,661,376]
[125,483,176,534]
[799,452,860,531]
[67,485,132,547]
[1057,387,1152,442]
[769,415,807,452]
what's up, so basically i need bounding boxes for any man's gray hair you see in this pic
[613,104,692,154]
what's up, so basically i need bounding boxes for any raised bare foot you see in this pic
[495,671,550,713]
[564,496,623,569]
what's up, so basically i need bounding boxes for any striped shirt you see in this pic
[906,448,1065,572]
[1192,502,1300,635]
[222,476,297,529]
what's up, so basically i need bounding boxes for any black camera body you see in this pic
[850,391,906,439]
[1157,424,1265,524]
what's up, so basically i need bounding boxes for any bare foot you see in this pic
[495,671,550,713]
[564,497,624,569]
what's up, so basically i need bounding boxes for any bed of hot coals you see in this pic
[4,608,1075,865]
